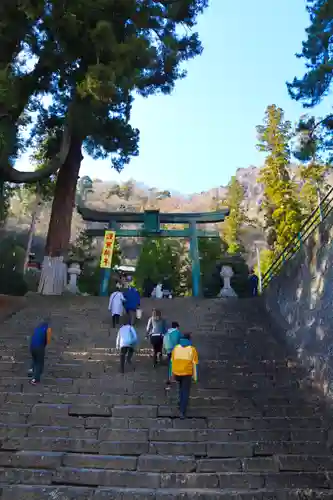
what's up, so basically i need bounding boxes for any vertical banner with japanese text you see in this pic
[100,231,116,268]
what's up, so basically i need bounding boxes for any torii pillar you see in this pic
[189,220,201,297]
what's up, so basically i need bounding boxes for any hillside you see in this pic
[6,164,332,265]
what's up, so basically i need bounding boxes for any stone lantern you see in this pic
[219,265,238,298]
[67,262,82,294]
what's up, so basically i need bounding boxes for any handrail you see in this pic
[261,185,333,290]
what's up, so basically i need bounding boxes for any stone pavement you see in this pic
[0,296,332,499]
[0,295,26,322]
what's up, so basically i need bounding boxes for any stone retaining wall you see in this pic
[263,208,333,395]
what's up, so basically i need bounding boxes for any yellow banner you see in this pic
[100,230,116,268]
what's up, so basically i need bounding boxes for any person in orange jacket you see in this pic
[170,333,198,419]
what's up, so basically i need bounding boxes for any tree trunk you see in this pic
[0,174,5,229]
[23,200,40,274]
[39,137,83,295]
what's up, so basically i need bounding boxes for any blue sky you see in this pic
[18,0,332,194]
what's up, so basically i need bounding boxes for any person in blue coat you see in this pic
[123,285,141,325]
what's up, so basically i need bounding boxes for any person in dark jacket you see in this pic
[29,319,52,385]
[143,278,154,298]
[123,285,141,325]
[146,309,167,367]
[249,270,259,296]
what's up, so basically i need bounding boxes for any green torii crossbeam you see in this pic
[78,206,229,297]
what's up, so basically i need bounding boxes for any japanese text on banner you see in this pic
[100,231,116,268]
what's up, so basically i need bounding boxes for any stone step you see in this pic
[0,403,320,423]
[0,413,327,431]
[0,393,325,414]
[0,424,324,442]
[2,391,321,409]
[0,382,311,401]
[0,379,306,396]
[2,486,333,500]
[0,437,329,457]
[0,394,258,409]
[0,403,264,419]
[1,451,333,474]
[0,365,305,381]
[0,345,290,354]
[0,468,331,490]
[0,357,303,373]
[0,367,306,383]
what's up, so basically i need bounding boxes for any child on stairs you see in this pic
[170,333,198,419]
[116,316,138,374]
[163,321,181,389]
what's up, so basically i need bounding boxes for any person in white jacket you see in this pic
[109,289,125,328]
[116,318,138,373]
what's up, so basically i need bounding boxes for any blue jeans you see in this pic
[166,353,172,383]
[31,347,45,382]
[175,375,192,416]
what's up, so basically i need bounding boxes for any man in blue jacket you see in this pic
[123,285,140,325]
[29,319,52,385]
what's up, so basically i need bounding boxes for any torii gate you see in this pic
[78,205,229,297]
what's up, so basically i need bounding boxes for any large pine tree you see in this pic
[1,1,208,293]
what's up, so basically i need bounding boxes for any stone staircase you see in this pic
[0,296,332,499]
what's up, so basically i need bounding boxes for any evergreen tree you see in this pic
[293,115,331,213]
[109,239,122,270]
[178,237,226,296]
[75,235,121,295]
[0,180,13,227]
[287,0,333,161]
[257,105,302,254]
[134,238,181,294]
[69,230,95,263]
[287,0,333,108]
[298,162,328,214]
[256,248,274,282]
[198,237,226,296]
[222,176,246,254]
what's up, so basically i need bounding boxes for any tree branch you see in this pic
[4,122,72,184]
[154,0,183,4]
